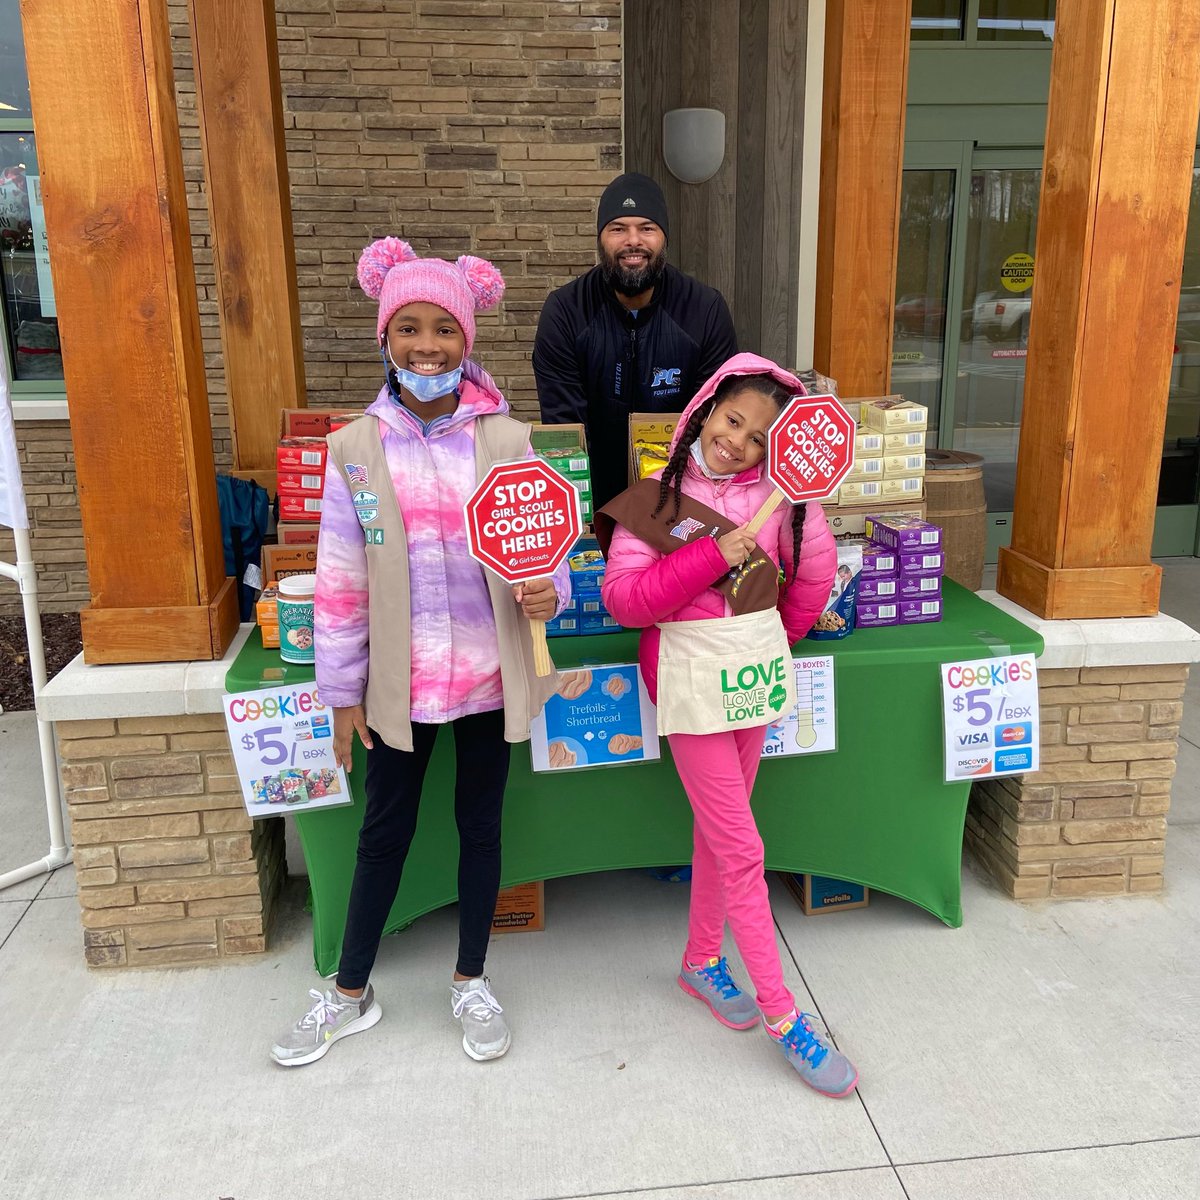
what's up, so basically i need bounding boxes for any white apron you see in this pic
[655,608,797,737]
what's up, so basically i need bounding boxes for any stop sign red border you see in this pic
[464,458,582,583]
[765,394,856,503]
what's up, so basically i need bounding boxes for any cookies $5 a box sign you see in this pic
[940,652,1040,783]
[223,683,352,817]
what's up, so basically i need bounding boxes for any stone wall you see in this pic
[0,420,86,614]
[3,1,623,616]
[57,716,285,967]
[966,665,1187,899]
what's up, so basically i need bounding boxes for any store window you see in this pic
[911,1,965,42]
[0,0,61,388]
[977,0,1056,42]
[892,170,955,436]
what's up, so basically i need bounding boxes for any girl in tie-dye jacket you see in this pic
[271,240,569,1071]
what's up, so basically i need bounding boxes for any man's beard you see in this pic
[599,243,667,297]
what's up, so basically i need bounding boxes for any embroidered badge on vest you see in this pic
[669,516,705,540]
[352,489,379,525]
[365,528,384,545]
[346,463,369,485]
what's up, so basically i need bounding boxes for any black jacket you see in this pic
[533,264,738,510]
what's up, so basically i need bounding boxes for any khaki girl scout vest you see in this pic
[326,411,559,751]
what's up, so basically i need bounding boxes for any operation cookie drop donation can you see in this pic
[276,573,316,664]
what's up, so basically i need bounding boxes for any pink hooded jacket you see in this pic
[600,353,838,703]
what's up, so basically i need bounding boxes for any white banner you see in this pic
[27,177,55,318]
[940,652,1040,782]
[0,355,28,530]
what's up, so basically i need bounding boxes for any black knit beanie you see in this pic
[596,172,670,238]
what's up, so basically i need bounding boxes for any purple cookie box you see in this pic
[898,575,942,600]
[856,600,899,627]
[858,575,898,601]
[898,549,945,576]
[864,514,942,552]
[898,596,943,624]
[860,542,898,577]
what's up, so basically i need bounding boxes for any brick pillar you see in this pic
[966,666,1186,899]
[58,716,284,967]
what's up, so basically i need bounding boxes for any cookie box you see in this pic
[278,494,323,522]
[857,575,898,601]
[898,548,945,577]
[861,397,929,433]
[883,430,926,452]
[276,438,328,473]
[860,542,897,576]
[854,432,885,455]
[898,574,942,600]
[855,600,899,627]
[579,612,621,634]
[843,455,883,481]
[276,471,325,497]
[881,453,925,479]
[862,513,942,551]
[898,597,943,624]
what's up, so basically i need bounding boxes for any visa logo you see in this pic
[956,731,991,748]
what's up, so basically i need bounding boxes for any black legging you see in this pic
[335,708,510,988]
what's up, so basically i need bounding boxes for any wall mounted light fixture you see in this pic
[662,107,726,185]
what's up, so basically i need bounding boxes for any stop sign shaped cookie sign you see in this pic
[766,395,856,502]
[465,459,582,581]
[464,459,582,676]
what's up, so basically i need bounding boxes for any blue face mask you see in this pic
[381,345,462,404]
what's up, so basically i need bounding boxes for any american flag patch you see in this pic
[345,463,368,485]
[669,516,705,540]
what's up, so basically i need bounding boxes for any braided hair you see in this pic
[653,373,809,583]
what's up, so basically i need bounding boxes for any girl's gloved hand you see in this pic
[512,577,557,621]
[333,705,373,772]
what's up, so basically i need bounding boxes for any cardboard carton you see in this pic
[262,543,318,583]
[780,872,870,915]
[819,499,926,540]
[276,522,322,546]
[491,880,544,934]
[628,412,683,483]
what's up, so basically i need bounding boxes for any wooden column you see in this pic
[189,0,306,488]
[997,0,1200,619]
[21,0,238,663]
[812,0,911,396]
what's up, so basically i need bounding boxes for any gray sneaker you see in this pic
[270,984,382,1067]
[769,1011,859,1098]
[678,956,760,1029]
[450,976,511,1061]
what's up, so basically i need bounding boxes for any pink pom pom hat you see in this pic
[356,236,505,355]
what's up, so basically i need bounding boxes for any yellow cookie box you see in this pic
[881,453,926,478]
[862,398,929,432]
[838,476,925,505]
[842,455,883,481]
[883,430,926,452]
[854,432,885,455]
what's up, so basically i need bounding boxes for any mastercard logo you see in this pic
[999,726,1025,743]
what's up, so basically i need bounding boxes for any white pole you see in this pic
[0,524,71,892]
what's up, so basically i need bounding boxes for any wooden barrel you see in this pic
[924,450,986,591]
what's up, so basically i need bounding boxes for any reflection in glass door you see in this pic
[891,169,955,440]
[953,167,1041,511]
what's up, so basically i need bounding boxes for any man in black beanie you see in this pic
[533,171,738,510]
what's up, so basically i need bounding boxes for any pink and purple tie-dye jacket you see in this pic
[315,361,571,723]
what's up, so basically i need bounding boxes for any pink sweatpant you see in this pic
[668,725,795,1016]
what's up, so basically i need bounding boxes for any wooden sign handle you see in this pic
[532,620,553,677]
[745,488,786,537]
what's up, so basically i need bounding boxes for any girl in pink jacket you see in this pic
[597,353,858,1098]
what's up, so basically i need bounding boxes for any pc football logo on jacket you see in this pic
[650,367,681,397]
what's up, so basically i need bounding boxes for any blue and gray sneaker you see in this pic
[768,1011,858,1097]
[678,956,760,1030]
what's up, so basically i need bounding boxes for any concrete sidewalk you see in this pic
[1,563,1198,1200]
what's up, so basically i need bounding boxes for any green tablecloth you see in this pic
[226,580,1042,974]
